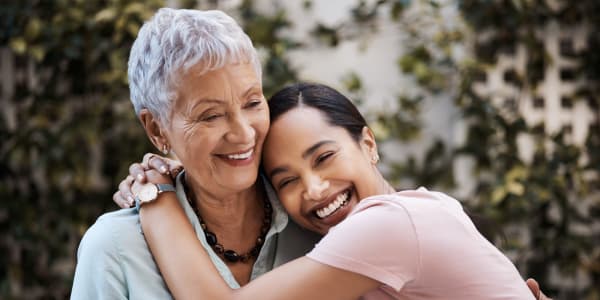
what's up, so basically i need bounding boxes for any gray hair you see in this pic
[127,8,262,124]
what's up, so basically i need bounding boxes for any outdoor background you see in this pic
[1,0,599,298]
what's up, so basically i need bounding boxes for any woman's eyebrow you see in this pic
[241,83,262,98]
[301,140,334,159]
[269,166,288,179]
[188,98,224,112]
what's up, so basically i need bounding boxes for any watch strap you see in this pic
[135,183,176,212]
[156,183,176,193]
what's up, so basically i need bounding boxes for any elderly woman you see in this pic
[71,8,319,299]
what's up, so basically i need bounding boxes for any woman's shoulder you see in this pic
[78,208,144,258]
[355,188,464,215]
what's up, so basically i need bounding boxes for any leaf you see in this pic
[94,8,118,23]
[124,3,146,16]
[25,18,42,40]
[29,45,46,62]
[9,38,27,54]
[506,181,524,196]
[370,120,391,140]
[491,186,507,205]
[126,22,140,37]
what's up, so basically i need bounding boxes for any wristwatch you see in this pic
[135,183,176,211]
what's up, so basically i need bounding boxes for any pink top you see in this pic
[306,188,534,300]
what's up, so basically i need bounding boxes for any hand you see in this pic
[131,168,175,197]
[526,278,552,300]
[112,153,183,208]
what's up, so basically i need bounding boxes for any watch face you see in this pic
[138,184,158,202]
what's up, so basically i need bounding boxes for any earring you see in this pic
[372,153,380,164]
[162,144,169,155]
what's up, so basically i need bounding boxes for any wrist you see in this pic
[134,180,176,212]
[145,169,175,185]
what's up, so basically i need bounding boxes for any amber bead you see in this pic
[213,244,224,254]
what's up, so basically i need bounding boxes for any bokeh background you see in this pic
[1,0,599,298]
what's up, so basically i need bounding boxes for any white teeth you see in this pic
[316,190,349,219]
[226,149,253,160]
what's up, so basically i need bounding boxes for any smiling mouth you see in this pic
[220,148,254,160]
[315,188,352,219]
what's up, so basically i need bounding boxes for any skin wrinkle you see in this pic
[157,63,269,264]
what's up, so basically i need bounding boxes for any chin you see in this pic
[225,170,260,191]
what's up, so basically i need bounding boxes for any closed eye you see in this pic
[244,98,263,109]
[278,177,298,190]
[200,114,223,122]
[315,152,335,166]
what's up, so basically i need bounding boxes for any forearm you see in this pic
[137,169,377,300]
[139,193,233,300]
[139,193,378,300]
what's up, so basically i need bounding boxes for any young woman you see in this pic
[131,82,538,299]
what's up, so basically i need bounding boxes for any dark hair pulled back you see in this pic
[268,82,367,142]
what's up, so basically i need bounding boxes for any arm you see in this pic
[138,171,379,300]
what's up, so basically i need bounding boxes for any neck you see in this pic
[185,174,264,240]
[375,169,396,195]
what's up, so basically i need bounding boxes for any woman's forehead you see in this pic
[268,107,330,139]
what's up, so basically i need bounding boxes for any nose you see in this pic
[302,174,330,201]
[226,112,255,144]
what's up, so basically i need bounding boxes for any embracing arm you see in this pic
[138,171,379,300]
[137,170,551,300]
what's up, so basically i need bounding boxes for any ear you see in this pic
[139,109,169,153]
[360,126,378,163]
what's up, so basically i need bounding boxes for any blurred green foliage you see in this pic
[1,0,163,298]
[1,0,598,299]
[390,0,600,298]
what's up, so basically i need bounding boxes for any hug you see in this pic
[71,8,550,300]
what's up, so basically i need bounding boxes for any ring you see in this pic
[146,154,158,168]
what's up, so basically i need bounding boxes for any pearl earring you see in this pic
[162,144,169,155]
[372,153,380,164]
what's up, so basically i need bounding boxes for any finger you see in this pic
[129,163,147,183]
[526,278,541,299]
[147,155,170,175]
[142,153,161,169]
[167,159,183,174]
[113,191,130,209]
[170,165,184,180]
[118,176,136,207]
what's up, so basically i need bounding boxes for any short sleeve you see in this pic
[306,199,420,291]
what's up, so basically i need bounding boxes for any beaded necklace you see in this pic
[184,177,272,263]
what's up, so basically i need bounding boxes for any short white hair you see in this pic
[127,8,262,124]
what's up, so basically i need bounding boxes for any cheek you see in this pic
[278,191,303,218]
[278,187,296,208]
[250,108,270,139]
[178,128,221,161]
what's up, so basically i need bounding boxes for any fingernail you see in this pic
[160,166,168,173]
[127,195,134,205]
[137,174,144,181]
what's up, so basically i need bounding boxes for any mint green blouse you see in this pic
[70,173,321,299]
